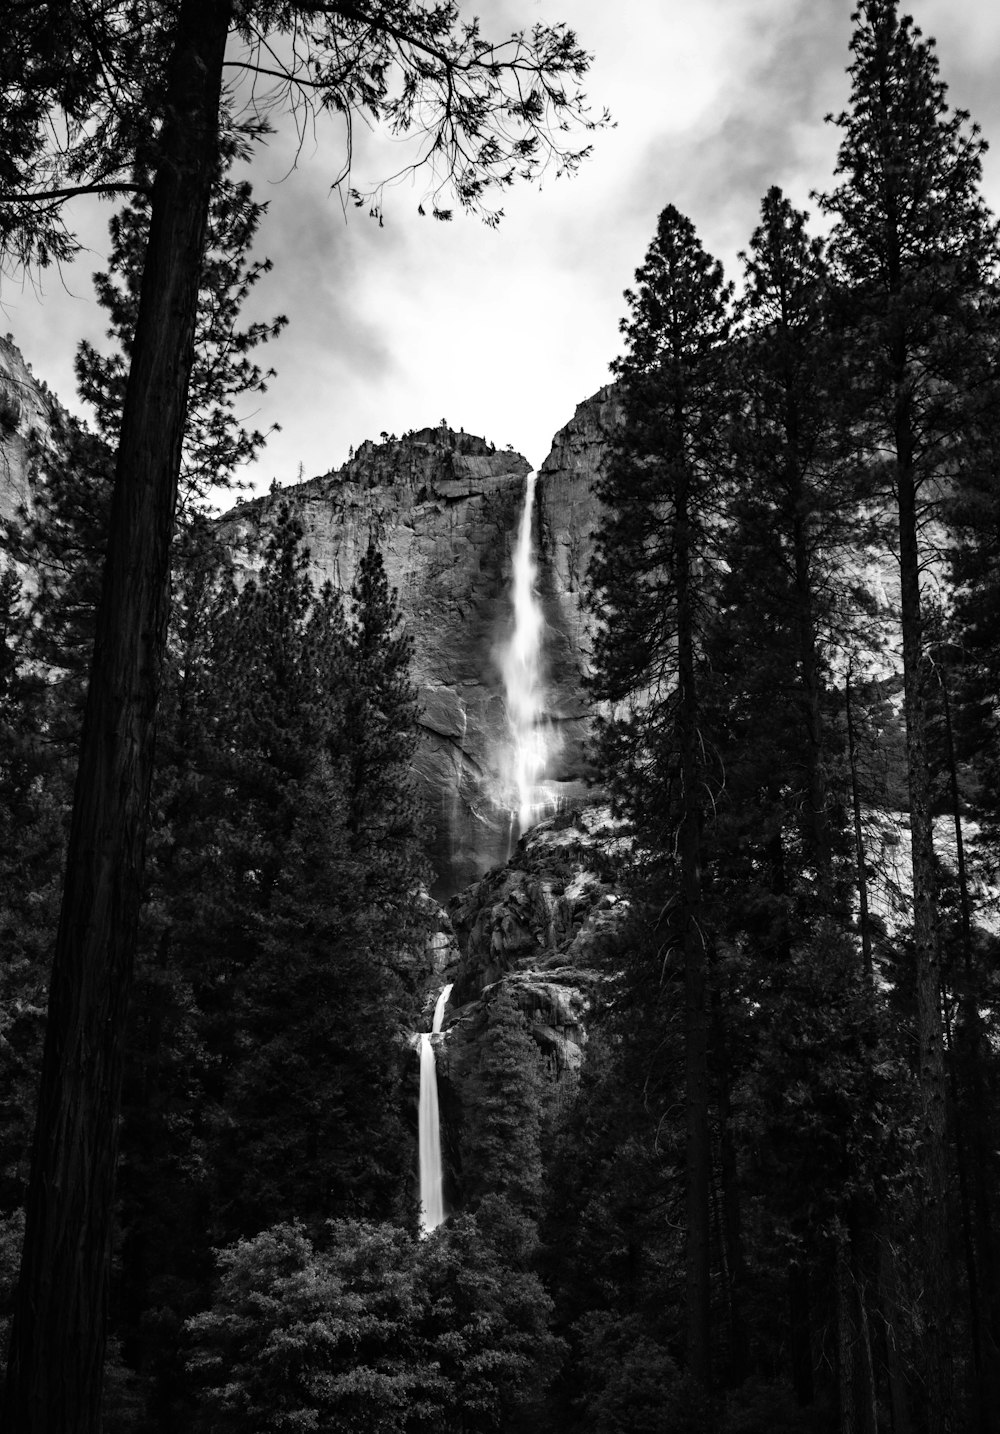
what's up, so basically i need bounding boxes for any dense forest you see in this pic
[3,1,1000,1431]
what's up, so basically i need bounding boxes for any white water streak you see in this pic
[502,472,557,835]
[418,982,452,1234]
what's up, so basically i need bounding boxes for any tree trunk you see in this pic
[712,990,748,1386]
[3,4,232,1429]
[896,439,952,1434]
[676,467,712,1392]
[940,669,1000,1429]
[788,1258,815,1406]
[835,1226,878,1434]
[876,1236,913,1434]
[845,670,873,978]
[791,503,831,877]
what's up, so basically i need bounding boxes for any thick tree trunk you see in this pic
[896,442,952,1434]
[834,1227,878,1434]
[876,1237,913,1434]
[676,472,711,1392]
[788,1259,815,1406]
[3,4,232,1429]
[712,994,748,1387]
[940,671,1000,1428]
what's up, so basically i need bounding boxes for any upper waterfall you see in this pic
[501,471,559,839]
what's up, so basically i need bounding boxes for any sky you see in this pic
[4,0,1000,499]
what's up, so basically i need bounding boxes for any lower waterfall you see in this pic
[418,982,453,1234]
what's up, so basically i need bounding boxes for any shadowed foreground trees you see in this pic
[818,4,1000,1427]
[185,1214,562,1434]
[0,4,601,1427]
[589,202,735,1391]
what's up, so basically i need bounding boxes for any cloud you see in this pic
[4,0,1000,497]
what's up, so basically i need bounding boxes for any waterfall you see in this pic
[418,982,453,1234]
[501,471,557,841]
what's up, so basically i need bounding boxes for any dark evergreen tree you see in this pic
[589,204,736,1392]
[461,989,548,1221]
[1,9,599,1421]
[723,187,860,887]
[170,508,429,1240]
[343,538,428,953]
[184,1214,562,1434]
[75,133,287,510]
[819,6,1000,1426]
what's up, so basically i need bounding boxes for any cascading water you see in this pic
[501,471,558,844]
[418,982,453,1234]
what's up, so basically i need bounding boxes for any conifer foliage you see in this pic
[579,7,1000,1428]
[590,203,735,1390]
[818,7,1000,1425]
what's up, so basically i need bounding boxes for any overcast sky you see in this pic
[4,0,1000,499]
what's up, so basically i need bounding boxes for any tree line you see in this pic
[582,2,1000,1430]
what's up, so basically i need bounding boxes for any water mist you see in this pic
[501,471,558,842]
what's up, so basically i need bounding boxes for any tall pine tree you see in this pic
[819,5,1000,1428]
[589,204,735,1391]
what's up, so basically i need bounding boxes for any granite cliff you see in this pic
[220,396,620,895]
[0,336,61,546]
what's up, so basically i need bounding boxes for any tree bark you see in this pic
[676,463,711,1392]
[875,1235,913,1434]
[845,670,873,978]
[3,4,232,1429]
[895,421,952,1434]
[712,993,747,1387]
[788,1258,815,1406]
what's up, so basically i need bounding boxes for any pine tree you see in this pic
[164,509,430,1242]
[4,11,600,1418]
[462,989,547,1221]
[342,539,428,945]
[74,131,286,511]
[589,204,735,1391]
[724,188,863,886]
[818,6,1000,1427]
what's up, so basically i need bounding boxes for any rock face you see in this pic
[0,336,60,544]
[427,801,628,1206]
[537,383,622,671]
[220,409,618,895]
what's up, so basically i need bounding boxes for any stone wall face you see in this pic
[535,384,622,793]
[0,336,60,545]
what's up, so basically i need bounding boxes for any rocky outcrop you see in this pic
[426,800,627,1206]
[0,337,61,545]
[537,383,622,671]
[436,802,627,1074]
